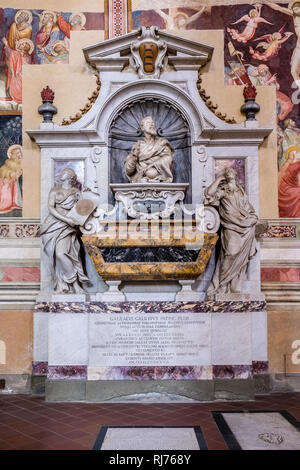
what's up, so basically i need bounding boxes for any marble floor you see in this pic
[95,427,206,450]
[0,393,299,450]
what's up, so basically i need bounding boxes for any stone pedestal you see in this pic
[175,280,200,302]
[101,281,125,302]
[32,300,269,402]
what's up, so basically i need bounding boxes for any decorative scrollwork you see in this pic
[197,146,208,191]
[179,204,220,234]
[81,204,118,235]
[197,146,207,163]
[203,205,220,233]
[196,72,236,124]
[61,64,101,126]
[114,188,186,220]
[92,146,102,164]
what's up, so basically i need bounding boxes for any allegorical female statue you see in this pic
[204,167,258,297]
[40,168,89,293]
[125,116,174,183]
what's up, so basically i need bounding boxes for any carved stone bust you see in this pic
[125,116,174,183]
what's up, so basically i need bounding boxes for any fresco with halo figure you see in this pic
[132,2,300,218]
[0,8,104,111]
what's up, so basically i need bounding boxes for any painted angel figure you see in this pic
[227,4,273,43]
[249,27,294,61]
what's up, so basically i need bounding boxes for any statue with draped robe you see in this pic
[40,168,89,293]
[125,116,174,183]
[204,167,258,297]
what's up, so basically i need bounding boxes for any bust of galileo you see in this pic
[125,116,174,183]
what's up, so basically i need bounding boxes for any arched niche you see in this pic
[108,97,192,204]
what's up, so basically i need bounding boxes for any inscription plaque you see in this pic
[89,312,211,366]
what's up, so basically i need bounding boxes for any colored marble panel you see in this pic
[213,365,253,380]
[0,266,40,282]
[214,158,245,189]
[82,232,218,281]
[259,225,297,239]
[54,159,84,188]
[32,361,48,376]
[50,302,86,313]
[34,302,50,313]
[252,361,269,375]
[261,268,300,282]
[88,365,213,381]
[42,300,266,314]
[47,365,87,380]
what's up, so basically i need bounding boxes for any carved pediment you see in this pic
[83,26,213,77]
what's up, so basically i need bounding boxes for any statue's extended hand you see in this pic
[66,218,78,228]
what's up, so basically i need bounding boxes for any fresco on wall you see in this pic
[0,8,104,111]
[132,2,300,218]
[0,3,298,217]
[0,115,22,217]
[132,6,213,30]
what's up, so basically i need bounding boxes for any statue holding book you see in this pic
[40,167,95,293]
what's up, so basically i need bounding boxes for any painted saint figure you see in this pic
[247,64,294,121]
[40,168,89,293]
[2,37,34,104]
[125,116,174,183]
[278,119,300,169]
[7,9,32,50]
[57,12,86,39]
[249,28,294,61]
[44,40,69,64]
[278,145,300,217]
[0,145,23,214]
[36,10,60,64]
[204,168,258,297]
[227,4,273,43]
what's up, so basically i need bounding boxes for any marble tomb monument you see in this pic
[27,27,272,402]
